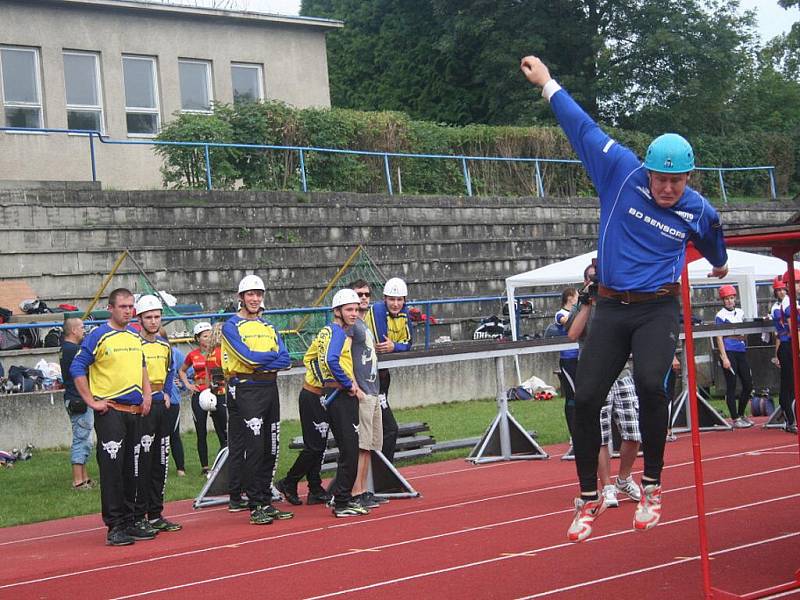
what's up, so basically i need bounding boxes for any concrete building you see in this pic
[0,0,341,188]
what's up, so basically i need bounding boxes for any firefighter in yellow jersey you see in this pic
[70,288,153,546]
[133,295,182,534]
[221,275,292,525]
[365,277,412,463]
[306,289,368,517]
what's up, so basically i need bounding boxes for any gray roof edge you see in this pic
[40,0,344,29]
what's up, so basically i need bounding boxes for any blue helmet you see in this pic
[644,133,695,173]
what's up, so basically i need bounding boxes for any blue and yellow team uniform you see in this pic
[221,315,290,382]
[303,324,355,390]
[141,336,175,401]
[70,324,144,404]
[365,302,412,351]
[136,334,177,524]
[221,314,290,509]
[70,322,145,534]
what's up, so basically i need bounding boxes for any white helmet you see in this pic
[383,277,408,297]
[193,322,212,337]
[238,274,265,294]
[135,294,162,315]
[331,288,361,309]
[198,389,217,411]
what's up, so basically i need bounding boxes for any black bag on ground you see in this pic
[43,327,63,347]
[18,328,41,349]
[8,366,42,393]
[0,329,22,351]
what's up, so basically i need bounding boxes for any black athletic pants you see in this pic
[573,296,679,494]
[378,369,399,462]
[720,350,753,420]
[191,391,228,468]
[558,357,578,438]
[166,401,185,472]
[227,382,280,507]
[134,400,170,521]
[778,341,796,426]
[327,389,360,508]
[284,388,328,493]
[94,407,140,531]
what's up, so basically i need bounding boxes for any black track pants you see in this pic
[720,350,753,420]
[94,407,140,530]
[378,369,399,462]
[327,390,360,507]
[284,388,329,493]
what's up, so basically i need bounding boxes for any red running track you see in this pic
[1,424,799,600]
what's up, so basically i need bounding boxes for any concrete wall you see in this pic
[0,0,337,188]
[0,351,557,449]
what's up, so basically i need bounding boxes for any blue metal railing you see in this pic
[0,127,778,201]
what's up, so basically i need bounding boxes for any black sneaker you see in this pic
[228,498,250,512]
[276,479,302,506]
[332,501,370,518]
[307,489,332,505]
[263,504,294,520]
[249,505,274,525]
[125,520,157,540]
[149,517,182,532]
[106,526,135,546]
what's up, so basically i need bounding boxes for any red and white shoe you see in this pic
[633,484,662,530]
[567,496,606,542]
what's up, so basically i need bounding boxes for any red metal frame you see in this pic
[682,228,800,599]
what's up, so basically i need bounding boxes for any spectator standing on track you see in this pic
[133,295,181,534]
[60,316,95,490]
[521,55,728,542]
[555,287,579,440]
[349,280,385,509]
[772,272,798,434]
[714,285,754,428]
[179,321,228,475]
[221,275,292,525]
[71,288,154,546]
[365,277,412,463]
[167,342,187,476]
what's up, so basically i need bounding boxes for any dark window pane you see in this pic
[5,106,41,128]
[126,112,158,134]
[232,66,260,104]
[67,110,101,131]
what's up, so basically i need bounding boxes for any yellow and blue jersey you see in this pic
[69,323,145,404]
[141,335,175,401]
[366,301,413,352]
[304,323,354,389]
[221,315,290,382]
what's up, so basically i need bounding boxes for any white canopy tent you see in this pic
[506,248,795,342]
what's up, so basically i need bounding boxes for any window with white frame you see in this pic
[0,46,43,128]
[179,59,212,112]
[231,63,263,104]
[63,51,104,132]
[122,55,160,136]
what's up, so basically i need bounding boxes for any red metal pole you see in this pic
[680,261,713,599]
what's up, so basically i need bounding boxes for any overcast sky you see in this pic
[168,0,799,43]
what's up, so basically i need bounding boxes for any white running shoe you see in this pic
[567,496,606,542]
[634,484,662,531]
[602,484,619,508]
[733,417,753,429]
[615,476,642,502]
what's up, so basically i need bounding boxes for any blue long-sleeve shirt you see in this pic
[549,88,728,292]
[366,302,413,352]
[220,315,290,382]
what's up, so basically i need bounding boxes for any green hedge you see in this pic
[156,101,797,199]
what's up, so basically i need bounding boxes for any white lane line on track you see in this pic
[1,441,793,547]
[0,505,226,547]
[103,484,800,599]
[2,455,797,592]
[513,531,800,600]
[302,497,800,600]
